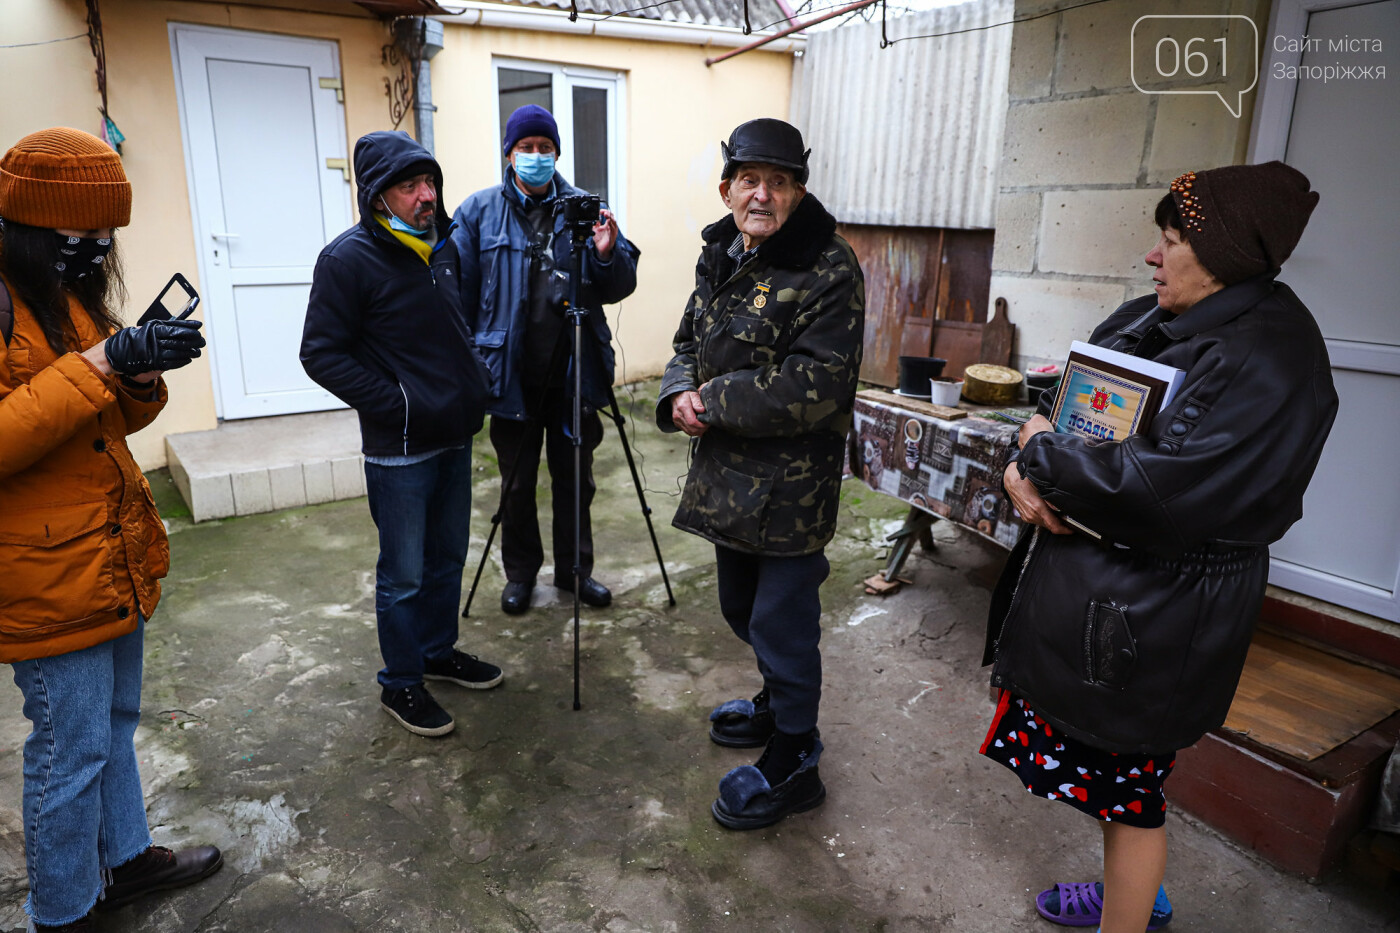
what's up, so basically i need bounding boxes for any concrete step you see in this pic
[165,410,365,522]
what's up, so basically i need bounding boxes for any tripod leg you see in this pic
[461,504,502,619]
[570,308,584,712]
[604,388,676,607]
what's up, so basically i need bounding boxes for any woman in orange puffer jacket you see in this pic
[0,128,220,932]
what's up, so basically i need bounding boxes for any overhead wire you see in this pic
[884,0,1115,45]
[566,0,1119,44]
[0,32,88,49]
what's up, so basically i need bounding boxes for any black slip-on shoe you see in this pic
[708,688,776,748]
[380,683,454,737]
[99,844,223,910]
[711,762,826,830]
[556,575,612,608]
[424,649,503,690]
[501,580,534,615]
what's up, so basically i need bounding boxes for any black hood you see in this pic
[352,131,448,232]
[701,193,838,270]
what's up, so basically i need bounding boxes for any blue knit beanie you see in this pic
[502,105,560,158]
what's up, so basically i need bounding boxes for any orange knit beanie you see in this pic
[0,127,131,230]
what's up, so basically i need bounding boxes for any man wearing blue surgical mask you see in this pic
[453,105,640,617]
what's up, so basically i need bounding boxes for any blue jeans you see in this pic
[364,446,473,690]
[11,619,153,926]
[714,546,831,735]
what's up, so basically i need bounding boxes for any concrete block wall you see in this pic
[991,0,1270,370]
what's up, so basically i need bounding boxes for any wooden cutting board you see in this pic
[980,297,1014,368]
[859,389,968,421]
[930,320,984,380]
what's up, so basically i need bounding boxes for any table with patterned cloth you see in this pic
[849,390,1026,569]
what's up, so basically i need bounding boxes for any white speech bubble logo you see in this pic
[1131,15,1259,118]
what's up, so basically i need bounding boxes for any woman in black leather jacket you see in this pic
[984,162,1337,933]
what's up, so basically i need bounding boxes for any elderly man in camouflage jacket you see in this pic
[656,118,865,830]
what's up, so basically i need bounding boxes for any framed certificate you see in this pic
[1048,341,1185,442]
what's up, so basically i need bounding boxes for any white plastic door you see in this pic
[171,24,351,419]
[1252,0,1400,622]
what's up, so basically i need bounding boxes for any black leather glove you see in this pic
[104,319,206,375]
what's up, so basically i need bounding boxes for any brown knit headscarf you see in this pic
[0,127,131,230]
[1169,161,1319,286]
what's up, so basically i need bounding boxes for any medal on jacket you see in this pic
[753,280,771,309]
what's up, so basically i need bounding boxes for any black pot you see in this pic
[898,356,947,396]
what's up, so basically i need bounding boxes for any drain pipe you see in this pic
[413,17,445,154]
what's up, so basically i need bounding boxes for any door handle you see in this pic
[325,158,350,182]
[209,231,237,268]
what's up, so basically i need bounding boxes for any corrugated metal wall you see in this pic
[791,0,1012,230]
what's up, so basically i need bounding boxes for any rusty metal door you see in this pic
[840,224,993,388]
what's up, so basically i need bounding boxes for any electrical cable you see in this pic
[0,32,87,49]
[884,0,1115,46]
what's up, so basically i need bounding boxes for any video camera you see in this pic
[558,193,601,239]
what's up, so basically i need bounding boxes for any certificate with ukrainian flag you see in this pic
[1049,341,1185,442]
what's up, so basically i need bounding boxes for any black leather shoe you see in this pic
[99,844,223,910]
[556,575,611,608]
[34,919,92,931]
[709,688,776,748]
[711,736,826,831]
[501,580,534,615]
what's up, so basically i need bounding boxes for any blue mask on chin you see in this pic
[385,207,431,238]
[514,153,555,188]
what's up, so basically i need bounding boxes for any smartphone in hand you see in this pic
[138,273,201,325]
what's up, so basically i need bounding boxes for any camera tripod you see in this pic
[461,210,675,710]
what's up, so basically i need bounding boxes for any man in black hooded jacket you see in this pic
[301,131,500,738]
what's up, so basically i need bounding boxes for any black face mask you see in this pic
[54,233,113,282]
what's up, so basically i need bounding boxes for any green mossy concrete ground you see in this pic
[0,386,1394,931]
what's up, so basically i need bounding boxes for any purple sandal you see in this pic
[1035,882,1173,929]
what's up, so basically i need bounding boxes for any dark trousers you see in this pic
[364,447,472,689]
[714,545,830,735]
[490,388,604,584]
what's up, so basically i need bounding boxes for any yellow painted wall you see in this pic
[3,4,795,468]
[2,0,398,468]
[0,3,96,133]
[432,25,795,389]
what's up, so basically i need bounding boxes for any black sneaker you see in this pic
[424,649,503,690]
[380,683,454,736]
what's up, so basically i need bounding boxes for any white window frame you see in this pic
[492,57,627,227]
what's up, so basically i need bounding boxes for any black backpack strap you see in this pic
[0,276,12,347]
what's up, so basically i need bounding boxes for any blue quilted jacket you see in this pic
[450,170,639,419]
